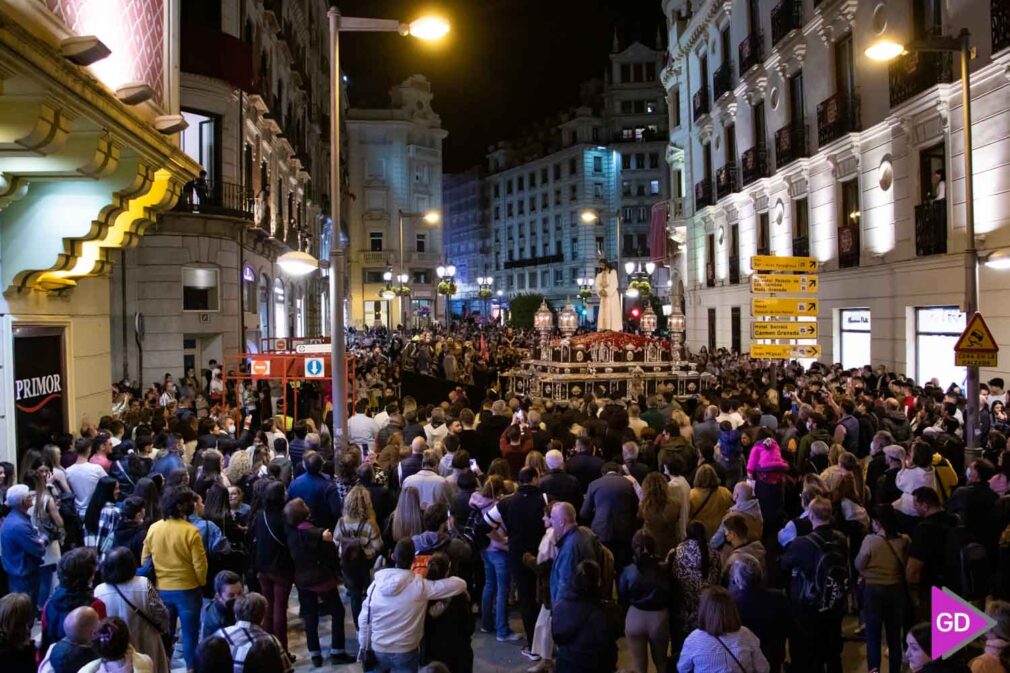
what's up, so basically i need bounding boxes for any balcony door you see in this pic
[789,72,804,124]
[749,0,760,35]
[834,34,855,101]
[753,100,766,148]
[721,26,732,69]
[725,123,737,168]
[700,54,709,95]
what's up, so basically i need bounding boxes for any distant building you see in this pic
[662,0,1010,383]
[346,76,447,329]
[482,38,672,321]
[443,167,490,317]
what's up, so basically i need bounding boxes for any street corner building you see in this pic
[0,0,199,464]
[662,0,1010,384]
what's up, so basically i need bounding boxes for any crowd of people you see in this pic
[3,333,1010,673]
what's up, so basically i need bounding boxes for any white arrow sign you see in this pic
[305,357,325,378]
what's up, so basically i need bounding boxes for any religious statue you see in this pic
[594,259,622,331]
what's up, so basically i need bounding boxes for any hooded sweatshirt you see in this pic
[359,568,466,653]
[709,498,764,548]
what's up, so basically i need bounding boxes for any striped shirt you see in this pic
[677,627,769,673]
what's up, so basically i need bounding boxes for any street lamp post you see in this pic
[581,208,623,285]
[436,264,456,326]
[326,9,448,444]
[477,275,494,322]
[866,28,979,461]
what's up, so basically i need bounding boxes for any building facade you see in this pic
[110,0,333,387]
[663,0,1010,383]
[345,76,447,329]
[0,0,199,462]
[485,40,673,318]
[443,166,491,316]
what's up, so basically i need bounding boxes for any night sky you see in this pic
[336,0,665,172]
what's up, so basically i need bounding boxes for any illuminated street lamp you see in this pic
[327,10,449,441]
[436,264,456,325]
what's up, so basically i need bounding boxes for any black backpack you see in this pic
[462,505,492,552]
[338,520,370,573]
[791,530,850,613]
[945,525,992,601]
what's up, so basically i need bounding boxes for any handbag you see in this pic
[360,589,378,670]
[111,582,174,653]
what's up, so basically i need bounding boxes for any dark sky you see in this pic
[336,0,665,172]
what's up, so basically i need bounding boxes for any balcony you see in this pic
[706,263,716,288]
[755,243,770,256]
[671,197,686,219]
[503,253,564,270]
[771,0,802,47]
[915,200,948,256]
[360,251,389,265]
[995,0,1010,54]
[716,163,737,201]
[695,179,714,210]
[174,181,253,220]
[739,32,764,75]
[693,87,710,120]
[817,94,860,147]
[888,51,952,108]
[775,122,808,168]
[741,146,770,186]
[792,235,809,257]
[729,256,741,284]
[411,251,441,265]
[713,62,734,101]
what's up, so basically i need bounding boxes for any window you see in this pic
[649,180,660,195]
[915,307,966,386]
[757,212,770,255]
[569,184,577,202]
[529,272,537,289]
[622,181,632,196]
[593,183,603,199]
[571,237,578,257]
[518,200,525,215]
[620,64,631,82]
[416,233,427,252]
[493,183,500,198]
[541,168,548,183]
[553,164,561,180]
[645,62,656,81]
[622,154,632,170]
[180,110,219,187]
[554,269,563,284]
[570,268,578,283]
[593,156,603,173]
[364,270,386,283]
[518,274,526,290]
[507,203,514,217]
[529,172,536,188]
[650,153,660,169]
[595,236,604,255]
[839,178,861,267]
[542,270,550,287]
[182,267,220,311]
[839,309,871,369]
[621,128,635,141]
[637,183,646,196]
[636,234,648,254]
[369,231,383,252]
[494,205,500,220]
[731,307,741,354]
[793,197,810,255]
[633,63,643,82]
[412,270,430,284]
[623,233,634,256]
[591,127,600,142]
[671,89,681,127]
[554,189,561,205]
[569,158,578,175]
[634,100,646,114]
[529,196,536,212]
[507,275,514,289]
[518,175,525,192]
[541,193,548,209]
[708,308,717,350]
[646,100,657,114]
[243,267,258,312]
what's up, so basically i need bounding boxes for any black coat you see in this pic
[249,509,294,576]
[732,587,790,672]
[580,473,638,545]
[286,523,339,588]
[541,469,583,511]
[566,454,605,494]
[422,593,474,673]
[476,416,510,471]
[551,594,621,673]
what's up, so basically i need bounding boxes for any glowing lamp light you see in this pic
[645,261,656,275]
[580,211,598,224]
[624,261,636,275]
[630,307,641,318]
[423,210,441,224]
[626,287,640,298]
[381,288,396,300]
[436,265,446,277]
[984,248,1010,270]
[383,270,393,282]
[408,17,450,41]
[865,39,906,62]
[277,250,318,276]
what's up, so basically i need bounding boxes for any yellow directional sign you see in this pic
[752,298,818,317]
[751,255,818,272]
[752,321,819,339]
[751,344,822,359]
[751,274,819,294]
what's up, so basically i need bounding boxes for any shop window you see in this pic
[182,267,220,311]
[839,309,871,370]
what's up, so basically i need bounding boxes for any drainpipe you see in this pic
[121,248,129,382]
[239,89,246,354]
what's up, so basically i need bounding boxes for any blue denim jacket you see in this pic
[549,525,597,607]
[0,509,45,577]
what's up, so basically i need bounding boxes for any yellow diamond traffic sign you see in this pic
[752,321,819,339]
[751,255,818,272]
[751,274,819,294]
[751,344,822,359]
[752,298,818,317]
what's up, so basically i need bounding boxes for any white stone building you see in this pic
[663,0,1010,383]
[110,0,333,387]
[345,76,447,329]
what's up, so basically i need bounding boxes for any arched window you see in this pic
[259,273,271,339]
[273,279,287,338]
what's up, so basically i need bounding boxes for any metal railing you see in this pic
[706,263,716,287]
[817,94,861,147]
[888,51,953,108]
[713,62,734,101]
[792,235,809,257]
[771,0,802,47]
[915,200,948,256]
[741,146,770,186]
[693,86,710,120]
[775,122,808,168]
[175,180,253,219]
[695,179,714,210]
[716,163,738,201]
[739,32,764,74]
[729,256,741,284]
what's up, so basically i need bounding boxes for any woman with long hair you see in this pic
[334,485,382,628]
[40,445,71,494]
[84,477,121,558]
[470,475,519,641]
[638,472,680,557]
[905,621,971,672]
[0,593,36,673]
[388,486,424,547]
[193,449,228,499]
[618,531,673,673]
[133,477,162,527]
[524,451,548,478]
[688,465,734,539]
[670,521,721,637]
[247,481,293,657]
[25,467,63,608]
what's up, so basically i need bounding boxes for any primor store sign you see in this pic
[15,373,63,413]
[12,328,67,460]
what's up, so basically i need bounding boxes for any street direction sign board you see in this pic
[954,312,999,367]
[296,343,331,354]
[250,360,270,377]
[751,255,818,272]
[305,357,325,378]
[752,321,819,339]
[751,274,819,294]
[751,344,822,359]
[752,298,818,317]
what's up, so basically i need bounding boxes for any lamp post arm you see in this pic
[338,17,405,33]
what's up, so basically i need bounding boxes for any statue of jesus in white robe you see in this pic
[595,266,622,331]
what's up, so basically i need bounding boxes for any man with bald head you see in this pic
[39,607,99,673]
[548,502,597,606]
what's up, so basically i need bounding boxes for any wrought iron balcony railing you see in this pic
[817,94,860,147]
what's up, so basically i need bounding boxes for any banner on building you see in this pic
[13,326,67,465]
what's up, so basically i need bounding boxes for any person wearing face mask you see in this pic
[947,459,999,556]
[866,431,896,504]
[905,621,971,672]
[201,570,243,640]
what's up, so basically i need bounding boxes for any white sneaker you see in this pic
[497,631,523,642]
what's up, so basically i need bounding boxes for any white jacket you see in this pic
[359,568,467,654]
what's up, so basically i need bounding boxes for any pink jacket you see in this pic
[747,439,790,477]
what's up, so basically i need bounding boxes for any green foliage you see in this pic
[508,293,547,328]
